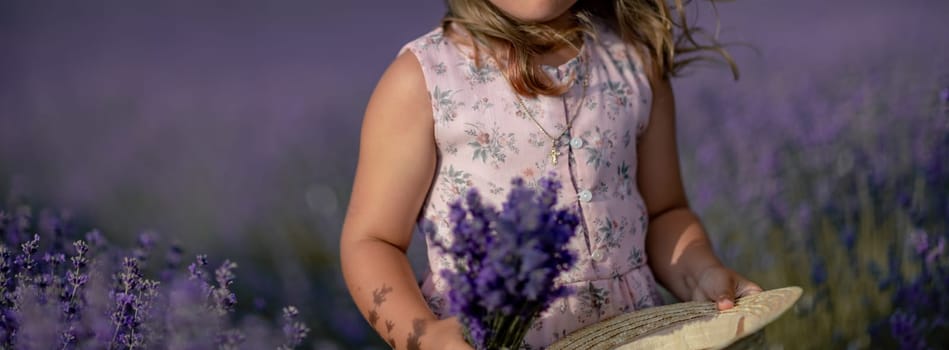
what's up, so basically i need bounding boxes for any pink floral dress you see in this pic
[399,20,663,349]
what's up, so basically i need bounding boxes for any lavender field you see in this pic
[1,0,947,348]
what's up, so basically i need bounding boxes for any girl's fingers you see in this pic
[736,278,764,298]
[696,266,737,310]
[691,266,764,310]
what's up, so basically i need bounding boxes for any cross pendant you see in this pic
[549,146,561,165]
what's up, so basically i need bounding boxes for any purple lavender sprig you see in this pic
[211,260,238,317]
[16,235,40,285]
[59,240,89,349]
[890,310,928,350]
[882,229,949,349]
[428,176,580,349]
[278,306,311,350]
[131,231,156,263]
[0,244,16,345]
[109,257,159,350]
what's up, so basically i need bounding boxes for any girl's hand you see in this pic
[425,317,475,350]
[689,265,763,311]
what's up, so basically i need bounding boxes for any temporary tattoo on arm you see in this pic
[368,309,380,327]
[386,320,397,349]
[373,284,393,306]
[406,318,427,350]
[368,284,394,331]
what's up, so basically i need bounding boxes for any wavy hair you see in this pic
[442,0,739,97]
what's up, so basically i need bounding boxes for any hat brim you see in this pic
[547,286,803,350]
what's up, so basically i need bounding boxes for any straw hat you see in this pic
[547,286,802,350]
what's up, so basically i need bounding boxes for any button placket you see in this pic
[591,250,604,262]
[578,189,593,202]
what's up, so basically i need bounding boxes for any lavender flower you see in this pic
[85,229,107,250]
[188,254,209,281]
[428,175,579,349]
[109,257,159,349]
[211,260,239,316]
[890,311,928,350]
[131,231,156,262]
[0,244,12,304]
[925,236,944,265]
[278,306,310,350]
[0,203,311,349]
[217,329,246,350]
[60,240,89,347]
[909,230,929,256]
[18,234,40,278]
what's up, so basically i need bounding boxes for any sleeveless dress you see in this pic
[399,20,663,349]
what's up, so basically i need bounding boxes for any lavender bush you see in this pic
[676,49,949,348]
[426,176,580,349]
[0,205,310,349]
[874,119,949,349]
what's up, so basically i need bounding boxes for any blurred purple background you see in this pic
[1,0,948,347]
[2,0,944,253]
[1,0,443,249]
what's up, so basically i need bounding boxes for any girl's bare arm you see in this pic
[340,51,471,350]
[637,72,761,309]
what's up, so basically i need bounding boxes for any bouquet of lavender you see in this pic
[427,176,580,350]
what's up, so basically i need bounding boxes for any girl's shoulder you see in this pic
[398,23,486,69]
[398,25,448,57]
[589,18,656,80]
[589,19,648,57]
[396,23,501,96]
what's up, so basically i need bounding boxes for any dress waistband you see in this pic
[557,261,650,285]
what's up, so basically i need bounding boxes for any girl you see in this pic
[340,1,762,349]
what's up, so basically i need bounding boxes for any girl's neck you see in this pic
[541,10,577,33]
[534,11,584,67]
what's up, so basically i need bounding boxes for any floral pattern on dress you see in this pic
[424,293,446,318]
[401,19,659,349]
[627,246,645,267]
[603,80,634,111]
[606,44,639,75]
[437,164,472,199]
[511,99,546,125]
[432,62,447,75]
[527,132,548,149]
[431,86,465,125]
[576,282,611,324]
[594,216,630,251]
[464,121,519,168]
[444,142,459,156]
[580,127,616,170]
[613,160,634,200]
[461,60,499,85]
[471,96,494,111]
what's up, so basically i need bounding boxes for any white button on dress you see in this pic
[570,137,584,149]
[592,251,604,261]
[578,190,593,202]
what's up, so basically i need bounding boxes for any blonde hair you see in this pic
[442,0,739,97]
